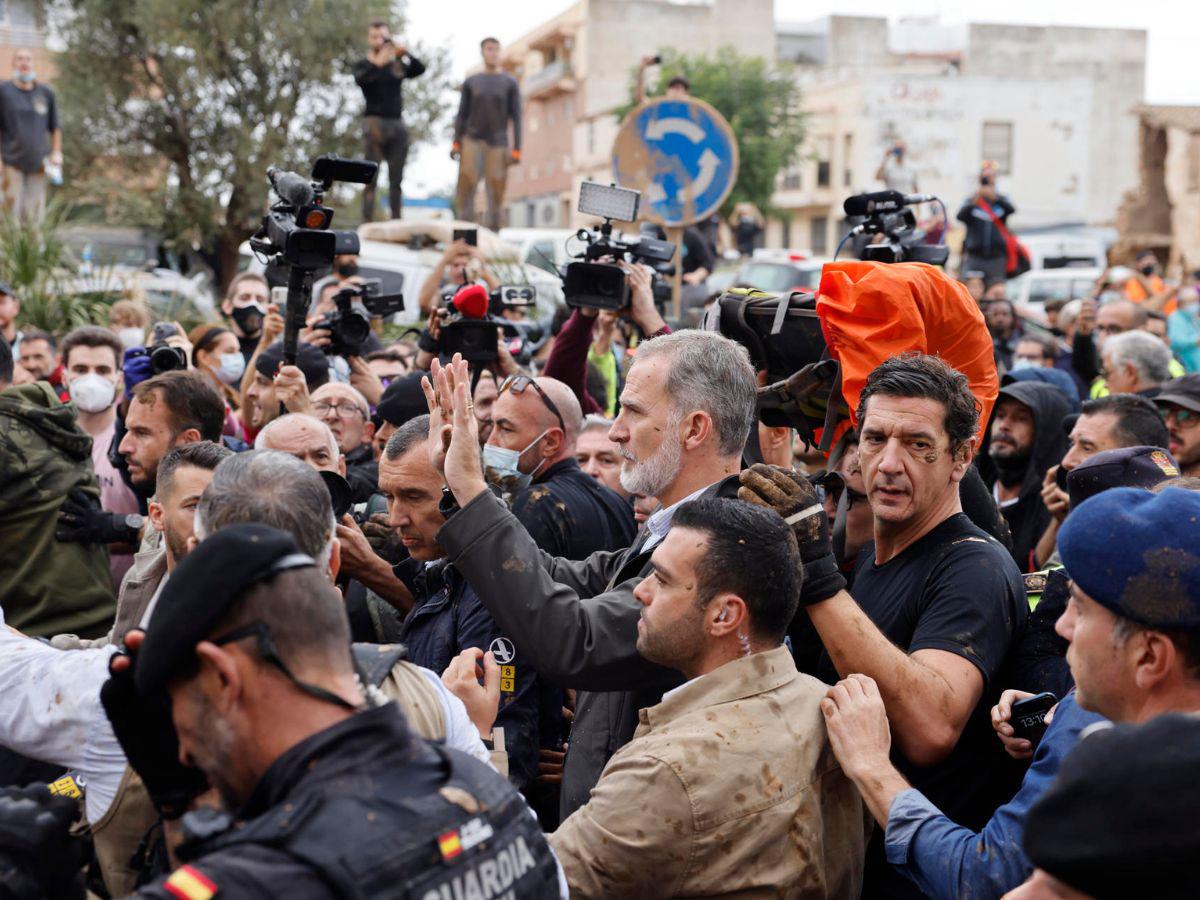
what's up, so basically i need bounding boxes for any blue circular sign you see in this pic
[613,97,739,227]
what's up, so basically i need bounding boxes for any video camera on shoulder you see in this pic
[249,154,378,365]
[563,182,675,310]
[841,190,948,266]
[312,277,406,357]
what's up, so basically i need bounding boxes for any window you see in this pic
[843,134,854,187]
[981,121,1013,175]
[528,240,558,275]
[810,217,828,254]
[816,161,831,188]
[782,170,801,190]
[781,218,791,248]
[816,136,832,188]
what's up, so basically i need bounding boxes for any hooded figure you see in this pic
[0,382,115,637]
[979,380,1071,572]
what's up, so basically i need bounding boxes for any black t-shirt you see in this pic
[815,513,1027,897]
[0,81,58,172]
[680,227,714,276]
[352,54,426,120]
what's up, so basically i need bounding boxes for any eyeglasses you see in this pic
[499,374,566,434]
[313,400,365,419]
[1165,407,1200,429]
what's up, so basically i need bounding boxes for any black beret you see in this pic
[1065,445,1179,509]
[254,340,330,391]
[135,523,315,695]
[376,372,430,428]
[1024,713,1200,899]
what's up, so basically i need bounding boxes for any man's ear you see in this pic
[194,642,244,712]
[708,595,748,638]
[147,499,165,534]
[681,411,714,452]
[174,428,202,447]
[362,420,376,445]
[328,537,342,582]
[337,453,346,476]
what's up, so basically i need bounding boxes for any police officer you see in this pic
[102,523,565,898]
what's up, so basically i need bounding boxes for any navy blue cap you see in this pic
[1065,445,1179,509]
[254,340,330,391]
[1058,487,1200,628]
[136,523,315,694]
[376,372,430,427]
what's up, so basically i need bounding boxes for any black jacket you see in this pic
[512,458,636,560]
[957,194,1016,258]
[981,381,1071,572]
[343,443,380,504]
[352,53,426,120]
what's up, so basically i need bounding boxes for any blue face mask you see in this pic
[215,352,246,384]
[482,429,549,493]
[16,71,34,84]
[1009,358,1039,372]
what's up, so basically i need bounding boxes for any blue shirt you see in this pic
[1168,309,1200,373]
[883,692,1105,900]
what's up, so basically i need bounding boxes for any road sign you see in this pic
[612,97,739,228]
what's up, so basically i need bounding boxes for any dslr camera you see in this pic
[842,190,949,267]
[312,278,406,357]
[249,155,379,365]
[563,182,675,310]
[126,321,188,375]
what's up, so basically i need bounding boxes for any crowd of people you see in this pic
[3,26,1200,900]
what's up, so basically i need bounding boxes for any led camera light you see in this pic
[578,182,640,222]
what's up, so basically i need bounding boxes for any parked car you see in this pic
[498,227,578,277]
[732,252,826,294]
[59,267,217,323]
[1017,233,1108,270]
[1006,266,1103,313]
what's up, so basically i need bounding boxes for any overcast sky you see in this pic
[401,0,1200,195]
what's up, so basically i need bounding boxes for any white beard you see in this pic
[619,432,683,499]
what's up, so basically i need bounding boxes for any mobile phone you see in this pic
[650,54,662,65]
[151,322,180,342]
[453,227,477,247]
[1011,692,1058,744]
[1055,465,1070,491]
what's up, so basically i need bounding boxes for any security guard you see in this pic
[101,523,565,899]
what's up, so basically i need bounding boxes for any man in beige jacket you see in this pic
[548,497,869,898]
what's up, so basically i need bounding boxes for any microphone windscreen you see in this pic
[452,283,490,319]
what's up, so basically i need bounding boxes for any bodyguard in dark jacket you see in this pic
[426,332,759,817]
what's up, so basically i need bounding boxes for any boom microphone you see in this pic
[267,167,315,208]
[843,190,936,217]
[451,283,490,319]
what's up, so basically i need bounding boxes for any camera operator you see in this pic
[220,272,276,363]
[311,382,379,501]
[352,20,425,222]
[957,165,1016,288]
[737,354,1028,899]
[417,238,500,316]
[301,277,386,356]
[421,332,756,819]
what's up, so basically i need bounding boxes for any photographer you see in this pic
[417,237,500,316]
[353,20,425,222]
[957,165,1016,287]
[300,278,385,356]
[543,260,668,415]
[219,272,275,363]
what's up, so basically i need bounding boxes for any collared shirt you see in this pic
[642,482,713,552]
[884,692,1104,900]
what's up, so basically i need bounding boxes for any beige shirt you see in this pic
[549,645,869,899]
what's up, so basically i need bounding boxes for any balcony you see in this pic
[525,59,576,99]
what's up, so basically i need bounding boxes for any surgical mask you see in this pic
[1009,358,1038,372]
[68,373,117,413]
[231,304,265,335]
[214,352,245,384]
[482,430,548,493]
[118,327,144,349]
[16,71,34,84]
[1140,264,1156,277]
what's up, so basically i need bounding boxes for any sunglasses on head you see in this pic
[500,374,566,434]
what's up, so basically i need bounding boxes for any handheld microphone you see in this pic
[451,283,490,319]
[843,190,936,217]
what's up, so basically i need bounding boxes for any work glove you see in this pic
[56,488,139,544]
[0,785,86,900]
[99,634,209,820]
[738,463,846,605]
[122,347,153,401]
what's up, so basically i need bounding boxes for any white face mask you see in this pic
[117,328,144,350]
[68,373,117,413]
[483,429,549,492]
[214,352,246,384]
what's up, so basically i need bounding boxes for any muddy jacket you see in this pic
[437,475,740,819]
[549,646,869,899]
[510,457,636,560]
[0,382,114,637]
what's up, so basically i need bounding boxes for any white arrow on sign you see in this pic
[644,116,706,143]
[681,149,720,202]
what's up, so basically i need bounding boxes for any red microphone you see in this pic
[451,283,490,319]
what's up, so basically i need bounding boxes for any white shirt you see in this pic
[642,483,716,552]
[0,608,494,823]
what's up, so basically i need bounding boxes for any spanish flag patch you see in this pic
[438,828,463,861]
[164,865,217,900]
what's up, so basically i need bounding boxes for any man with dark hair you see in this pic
[353,20,425,221]
[452,36,521,229]
[243,340,329,434]
[0,337,114,637]
[1154,373,1200,476]
[983,299,1021,370]
[220,272,274,363]
[538,498,867,897]
[380,415,546,789]
[101,524,566,899]
[983,381,1071,571]
[118,370,225,495]
[1012,334,1056,371]
[15,327,59,384]
[738,353,1028,899]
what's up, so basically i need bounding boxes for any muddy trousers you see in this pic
[455,137,509,230]
[362,116,409,222]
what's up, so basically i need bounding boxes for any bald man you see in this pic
[311,382,379,502]
[485,374,635,559]
[255,413,344,474]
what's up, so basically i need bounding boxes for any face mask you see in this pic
[483,430,548,493]
[1009,358,1038,372]
[1140,264,1156,277]
[337,263,359,278]
[118,327,144,349]
[16,71,34,84]
[214,352,246,384]
[231,304,264,335]
[68,373,117,413]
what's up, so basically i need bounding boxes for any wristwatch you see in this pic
[123,514,146,533]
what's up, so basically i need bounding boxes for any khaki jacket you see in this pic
[549,646,869,899]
